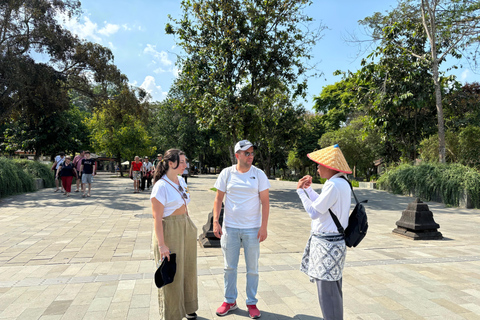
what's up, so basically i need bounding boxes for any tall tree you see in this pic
[166,0,324,163]
[360,0,480,163]
[85,86,153,176]
[2,105,90,159]
[0,0,126,124]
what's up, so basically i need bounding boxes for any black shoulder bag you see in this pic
[329,176,368,248]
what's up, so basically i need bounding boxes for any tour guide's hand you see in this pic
[303,175,313,189]
[257,226,267,242]
[297,175,309,189]
[213,220,223,239]
[159,244,170,261]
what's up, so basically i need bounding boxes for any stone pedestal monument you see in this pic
[392,198,443,240]
[198,204,224,248]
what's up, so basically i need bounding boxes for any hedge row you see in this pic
[377,163,480,208]
[0,158,55,198]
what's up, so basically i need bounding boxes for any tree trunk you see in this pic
[117,153,124,177]
[432,62,446,163]
[228,145,236,166]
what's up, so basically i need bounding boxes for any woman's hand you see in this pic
[159,244,170,261]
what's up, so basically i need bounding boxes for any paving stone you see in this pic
[0,174,480,319]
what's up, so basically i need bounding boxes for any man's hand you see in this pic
[257,226,268,242]
[213,221,223,238]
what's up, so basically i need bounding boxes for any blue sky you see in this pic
[61,0,478,109]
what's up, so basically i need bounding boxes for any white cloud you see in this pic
[57,12,120,42]
[108,42,116,50]
[140,76,167,101]
[172,67,180,78]
[98,23,120,36]
[154,67,167,74]
[143,44,173,66]
[461,69,470,82]
[62,15,101,42]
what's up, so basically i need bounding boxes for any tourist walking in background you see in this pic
[72,150,85,193]
[80,151,96,198]
[213,140,270,319]
[52,152,65,192]
[296,144,352,320]
[141,156,153,191]
[153,153,163,173]
[182,158,190,184]
[130,156,142,193]
[150,149,198,320]
[56,156,78,197]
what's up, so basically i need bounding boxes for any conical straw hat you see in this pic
[307,144,352,174]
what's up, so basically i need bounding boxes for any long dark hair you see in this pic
[153,149,185,183]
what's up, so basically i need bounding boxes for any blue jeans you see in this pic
[221,227,260,305]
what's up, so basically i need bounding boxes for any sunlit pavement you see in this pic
[0,173,479,319]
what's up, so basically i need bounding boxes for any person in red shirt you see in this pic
[130,156,143,193]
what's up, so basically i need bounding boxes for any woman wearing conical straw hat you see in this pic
[296,144,352,320]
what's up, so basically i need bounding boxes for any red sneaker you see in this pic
[247,305,261,319]
[216,301,238,316]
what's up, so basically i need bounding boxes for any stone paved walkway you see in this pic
[0,173,479,319]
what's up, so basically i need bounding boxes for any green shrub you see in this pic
[377,162,480,208]
[13,159,55,188]
[0,157,36,197]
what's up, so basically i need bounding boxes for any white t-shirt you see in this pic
[214,165,270,229]
[143,161,153,172]
[55,155,65,169]
[296,172,352,233]
[150,175,190,217]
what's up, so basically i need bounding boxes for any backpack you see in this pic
[329,176,368,248]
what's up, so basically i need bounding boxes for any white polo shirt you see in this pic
[214,165,270,229]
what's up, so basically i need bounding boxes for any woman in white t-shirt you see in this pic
[150,149,198,320]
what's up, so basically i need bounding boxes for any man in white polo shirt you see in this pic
[212,139,270,319]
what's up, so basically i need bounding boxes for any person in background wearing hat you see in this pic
[130,156,143,193]
[56,156,78,197]
[141,156,153,191]
[150,149,198,320]
[296,144,352,320]
[153,153,163,173]
[212,139,270,319]
[80,151,96,198]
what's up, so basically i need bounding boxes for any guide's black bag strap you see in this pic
[329,176,367,235]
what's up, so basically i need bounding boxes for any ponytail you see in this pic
[153,149,185,184]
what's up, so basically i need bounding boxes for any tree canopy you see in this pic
[166,0,324,163]
[0,0,126,124]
